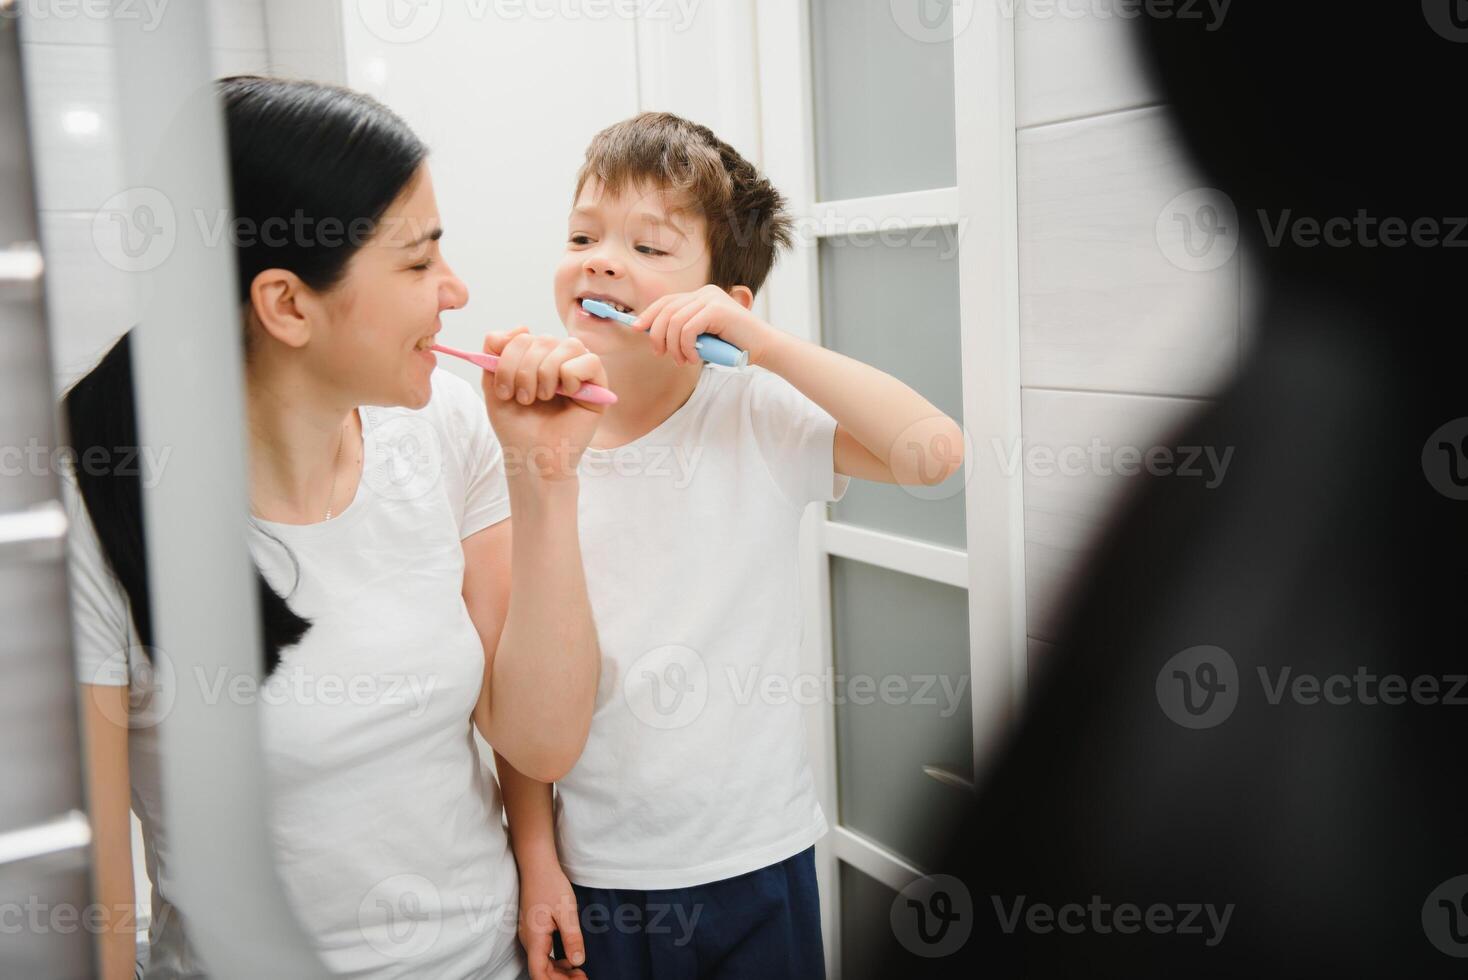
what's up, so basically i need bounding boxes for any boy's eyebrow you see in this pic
[570,203,690,238]
[627,210,689,239]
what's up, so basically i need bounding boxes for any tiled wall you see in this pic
[1013,10,1248,665]
[20,0,271,393]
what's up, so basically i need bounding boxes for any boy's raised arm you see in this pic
[635,284,965,486]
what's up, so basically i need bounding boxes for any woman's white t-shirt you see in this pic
[63,368,524,979]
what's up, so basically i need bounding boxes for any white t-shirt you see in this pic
[63,368,525,980]
[555,364,850,890]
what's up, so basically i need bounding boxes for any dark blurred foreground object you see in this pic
[884,6,1468,977]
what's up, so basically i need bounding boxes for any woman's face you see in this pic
[317,164,469,410]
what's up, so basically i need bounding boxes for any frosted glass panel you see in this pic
[832,558,971,871]
[839,863,936,979]
[810,0,958,201]
[821,228,966,548]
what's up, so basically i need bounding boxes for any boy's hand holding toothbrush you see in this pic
[632,284,774,367]
[477,326,608,481]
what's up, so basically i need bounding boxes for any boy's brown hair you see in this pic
[574,112,794,296]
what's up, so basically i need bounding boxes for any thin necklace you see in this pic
[323,420,347,521]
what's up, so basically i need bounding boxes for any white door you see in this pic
[755,2,1026,975]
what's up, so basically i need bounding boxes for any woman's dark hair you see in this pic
[61,77,429,675]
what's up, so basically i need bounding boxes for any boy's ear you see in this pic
[729,285,755,310]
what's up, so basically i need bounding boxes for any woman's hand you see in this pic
[481,326,607,482]
[517,859,587,980]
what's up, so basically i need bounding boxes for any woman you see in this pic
[61,76,601,978]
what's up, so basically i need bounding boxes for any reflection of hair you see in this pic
[575,111,793,296]
[61,76,428,676]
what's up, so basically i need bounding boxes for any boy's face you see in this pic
[555,177,712,357]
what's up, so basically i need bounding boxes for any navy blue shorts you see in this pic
[567,846,825,980]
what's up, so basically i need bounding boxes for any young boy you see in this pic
[498,112,963,980]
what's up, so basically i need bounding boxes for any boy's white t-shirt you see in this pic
[63,368,525,980]
[556,364,850,890]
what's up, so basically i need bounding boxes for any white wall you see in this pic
[338,2,639,389]
[335,0,762,390]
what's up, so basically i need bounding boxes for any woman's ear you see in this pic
[249,269,314,348]
[729,285,755,310]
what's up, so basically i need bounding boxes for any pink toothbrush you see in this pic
[430,344,617,406]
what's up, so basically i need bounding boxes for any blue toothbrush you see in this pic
[581,298,749,368]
